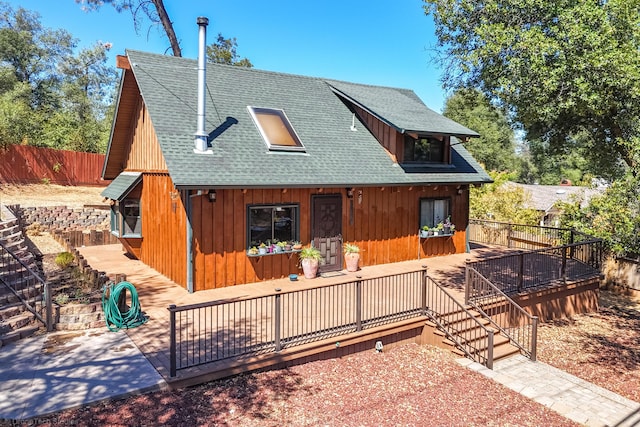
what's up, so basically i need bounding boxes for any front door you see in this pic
[311,194,343,273]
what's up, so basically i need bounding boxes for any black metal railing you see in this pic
[467,240,603,294]
[0,241,52,331]
[465,267,538,361]
[169,269,428,376]
[423,274,496,369]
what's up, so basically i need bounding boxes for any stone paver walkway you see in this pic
[459,355,640,427]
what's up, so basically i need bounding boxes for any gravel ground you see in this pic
[5,344,578,427]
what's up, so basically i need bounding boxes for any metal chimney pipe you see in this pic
[194,16,209,153]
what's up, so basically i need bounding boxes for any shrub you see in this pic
[54,252,75,269]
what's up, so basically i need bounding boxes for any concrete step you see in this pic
[0,323,41,348]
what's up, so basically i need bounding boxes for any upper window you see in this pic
[420,198,450,229]
[247,204,299,248]
[247,106,305,152]
[404,135,444,163]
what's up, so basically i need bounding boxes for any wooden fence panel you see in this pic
[0,145,107,186]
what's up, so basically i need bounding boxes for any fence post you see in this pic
[561,246,568,282]
[168,305,177,377]
[517,251,524,292]
[487,330,494,370]
[275,290,282,352]
[356,277,362,331]
[464,261,470,305]
[507,223,512,248]
[530,316,538,362]
[45,281,53,332]
[421,266,428,313]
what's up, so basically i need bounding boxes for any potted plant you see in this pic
[443,216,454,234]
[343,243,361,272]
[284,241,292,251]
[292,241,303,251]
[275,241,286,253]
[258,242,267,255]
[420,226,429,238]
[434,222,444,236]
[248,246,259,255]
[298,246,323,279]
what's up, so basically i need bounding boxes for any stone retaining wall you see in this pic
[14,205,110,231]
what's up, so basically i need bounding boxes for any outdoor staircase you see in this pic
[428,306,521,366]
[0,209,45,348]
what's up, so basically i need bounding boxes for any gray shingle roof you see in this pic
[101,171,142,200]
[125,50,490,189]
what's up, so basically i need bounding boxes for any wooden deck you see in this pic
[76,244,517,387]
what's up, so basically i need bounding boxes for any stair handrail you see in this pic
[0,240,52,331]
[424,274,495,369]
[465,264,538,361]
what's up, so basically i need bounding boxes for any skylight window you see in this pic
[247,106,305,152]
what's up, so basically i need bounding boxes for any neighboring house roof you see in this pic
[509,182,604,213]
[106,50,490,189]
[101,171,142,200]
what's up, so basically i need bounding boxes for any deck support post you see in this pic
[487,330,494,370]
[421,266,428,313]
[355,279,362,331]
[275,291,282,352]
[531,316,538,362]
[169,304,177,377]
[45,281,53,332]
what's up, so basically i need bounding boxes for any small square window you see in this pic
[248,106,305,152]
[404,135,444,163]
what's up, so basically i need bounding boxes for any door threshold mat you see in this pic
[320,271,347,278]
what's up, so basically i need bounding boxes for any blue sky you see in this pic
[13,0,448,112]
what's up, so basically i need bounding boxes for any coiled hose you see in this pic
[102,281,148,332]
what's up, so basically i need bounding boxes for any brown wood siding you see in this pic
[190,185,468,291]
[124,98,168,172]
[353,105,402,162]
[0,145,107,186]
[137,173,187,285]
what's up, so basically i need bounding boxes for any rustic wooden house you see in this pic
[101,21,491,292]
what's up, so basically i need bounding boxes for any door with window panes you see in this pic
[311,194,343,273]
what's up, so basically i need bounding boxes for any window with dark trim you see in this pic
[404,135,444,163]
[247,204,299,247]
[247,106,305,152]
[420,198,450,229]
[110,199,142,238]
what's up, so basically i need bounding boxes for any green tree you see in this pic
[559,175,640,256]
[76,0,181,56]
[470,170,540,225]
[207,33,253,67]
[0,2,115,152]
[424,0,640,177]
[443,88,517,173]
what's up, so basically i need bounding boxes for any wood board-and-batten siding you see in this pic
[132,175,468,291]
[190,186,467,291]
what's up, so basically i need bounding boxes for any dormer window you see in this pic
[403,135,445,163]
[247,106,305,152]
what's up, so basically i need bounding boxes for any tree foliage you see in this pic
[559,175,640,257]
[424,0,640,177]
[207,33,253,67]
[76,0,181,56]
[443,88,518,173]
[0,2,115,152]
[470,170,540,225]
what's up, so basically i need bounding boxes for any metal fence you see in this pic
[0,241,52,331]
[169,269,427,376]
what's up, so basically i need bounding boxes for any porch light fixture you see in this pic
[208,190,217,202]
[346,187,354,199]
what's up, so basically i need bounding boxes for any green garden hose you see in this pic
[102,281,148,332]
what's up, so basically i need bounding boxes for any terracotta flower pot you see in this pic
[345,253,360,272]
[301,258,319,279]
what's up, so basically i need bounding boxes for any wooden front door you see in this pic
[311,194,343,273]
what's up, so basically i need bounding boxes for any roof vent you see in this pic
[194,16,212,154]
